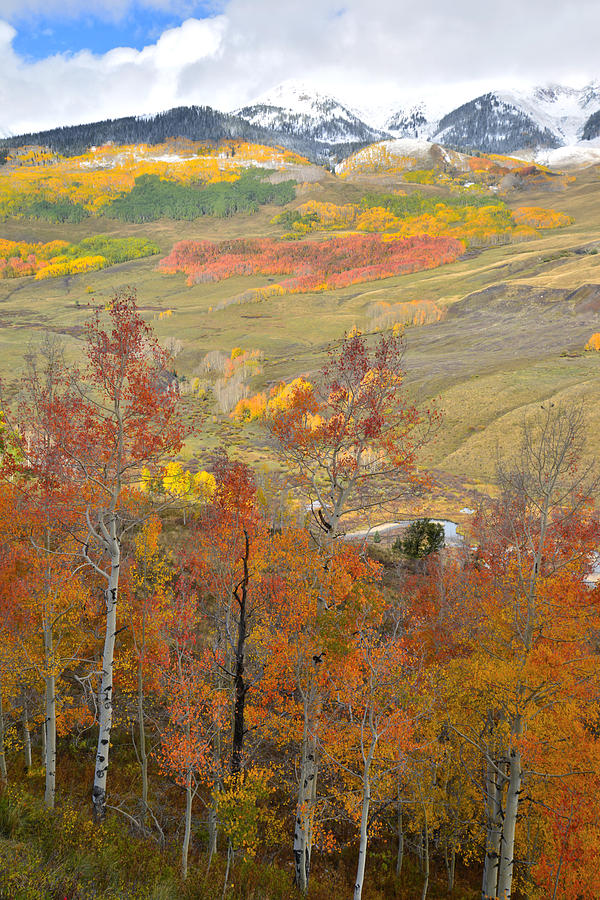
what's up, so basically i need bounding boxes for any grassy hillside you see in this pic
[1,141,600,512]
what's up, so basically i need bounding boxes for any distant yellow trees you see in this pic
[512,206,574,229]
[585,333,600,351]
[335,141,418,176]
[0,236,159,280]
[141,462,216,500]
[368,299,446,331]
[0,140,308,217]
[273,197,571,249]
[232,376,313,423]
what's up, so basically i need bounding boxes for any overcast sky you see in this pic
[1,0,598,135]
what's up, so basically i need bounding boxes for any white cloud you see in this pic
[0,0,599,136]
[0,16,227,134]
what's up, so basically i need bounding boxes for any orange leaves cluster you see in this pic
[467,152,530,173]
[267,331,435,516]
[512,206,574,229]
[585,332,600,351]
[232,392,268,421]
[159,233,464,300]
[232,376,314,422]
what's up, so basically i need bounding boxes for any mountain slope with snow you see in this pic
[432,93,561,154]
[4,79,600,166]
[235,81,387,145]
[359,82,600,154]
[497,83,600,144]
[385,104,431,139]
[583,109,600,140]
[430,83,600,154]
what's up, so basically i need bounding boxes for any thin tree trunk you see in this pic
[496,744,522,900]
[92,525,120,823]
[396,798,404,878]
[231,531,249,777]
[420,822,430,900]
[353,737,376,900]
[292,520,338,892]
[417,828,423,870]
[41,716,46,767]
[44,666,56,808]
[181,768,193,879]
[22,701,32,772]
[43,532,56,807]
[447,842,456,892]
[137,654,148,825]
[206,799,218,870]
[222,839,234,900]
[294,712,318,892]
[551,810,571,900]
[482,756,505,899]
[0,679,7,783]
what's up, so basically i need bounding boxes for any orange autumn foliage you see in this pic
[585,332,600,351]
[512,206,573,229]
[159,233,464,303]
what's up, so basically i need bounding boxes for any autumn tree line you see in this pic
[1,290,600,900]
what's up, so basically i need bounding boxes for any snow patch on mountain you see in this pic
[385,104,432,139]
[334,138,469,175]
[359,81,600,156]
[522,136,600,168]
[235,79,386,145]
[497,82,600,145]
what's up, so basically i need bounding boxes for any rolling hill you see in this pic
[1,129,599,509]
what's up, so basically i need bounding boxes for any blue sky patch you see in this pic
[11,3,220,60]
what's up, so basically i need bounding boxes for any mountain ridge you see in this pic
[3,79,600,163]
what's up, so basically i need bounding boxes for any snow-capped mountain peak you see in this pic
[248,80,342,116]
[234,79,387,145]
[492,83,600,145]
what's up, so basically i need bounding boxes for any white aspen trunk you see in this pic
[496,746,522,900]
[420,822,430,900]
[44,667,56,809]
[0,679,7,783]
[417,828,424,869]
[41,716,46,767]
[293,728,317,892]
[222,840,234,900]
[137,656,148,824]
[181,768,193,879]
[292,517,338,891]
[206,800,218,870]
[92,523,120,823]
[22,702,32,772]
[306,746,317,875]
[353,741,375,900]
[396,799,404,877]
[482,758,505,899]
[448,843,456,892]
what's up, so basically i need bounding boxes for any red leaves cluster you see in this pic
[268,331,435,522]
[36,291,186,493]
[158,234,464,296]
